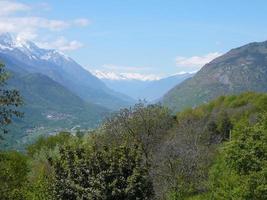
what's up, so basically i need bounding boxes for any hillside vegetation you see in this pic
[1,71,108,150]
[1,92,266,199]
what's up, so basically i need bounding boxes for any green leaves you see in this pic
[0,151,28,200]
[225,113,267,175]
[0,63,23,138]
[50,145,154,200]
[207,113,267,200]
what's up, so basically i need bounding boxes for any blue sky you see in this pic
[1,0,267,79]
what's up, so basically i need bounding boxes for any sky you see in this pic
[1,0,267,80]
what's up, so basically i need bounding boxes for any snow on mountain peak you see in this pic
[0,33,13,45]
[0,32,72,62]
[90,70,161,81]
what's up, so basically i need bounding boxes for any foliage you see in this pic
[103,102,174,166]
[154,92,267,199]
[27,132,72,157]
[1,92,267,199]
[50,144,154,200]
[0,63,23,139]
[207,113,267,200]
[0,151,28,200]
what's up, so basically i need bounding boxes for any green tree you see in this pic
[104,102,173,166]
[27,132,72,157]
[49,145,154,200]
[207,113,267,200]
[0,151,29,200]
[0,63,23,138]
[217,112,233,141]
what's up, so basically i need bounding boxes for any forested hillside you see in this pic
[1,92,266,199]
[1,71,108,150]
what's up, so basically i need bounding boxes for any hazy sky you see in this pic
[1,0,267,78]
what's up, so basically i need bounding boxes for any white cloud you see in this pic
[0,1,30,16]
[73,18,90,27]
[0,17,69,33]
[0,1,89,51]
[175,52,222,72]
[16,31,38,41]
[91,70,161,81]
[37,36,83,51]
[34,2,51,11]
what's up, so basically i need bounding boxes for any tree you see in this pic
[49,145,154,200]
[0,63,23,138]
[27,132,72,157]
[0,151,29,200]
[207,113,267,200]
[153,110,212,199]
[103,102,173,167]
[216,112,233,141]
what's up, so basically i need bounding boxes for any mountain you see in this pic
[0,33,132,149]
[0,33,134,110]
[162,41,267,111]
[93,71,194,101]
[2,71,108,149]
[140,73,195,101]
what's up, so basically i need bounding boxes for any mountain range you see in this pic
[0,33,134,110]
[93,71,194,101]
[0,33,134,148]
[162,40,267,111]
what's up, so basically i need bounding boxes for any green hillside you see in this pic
[1,72,108,150]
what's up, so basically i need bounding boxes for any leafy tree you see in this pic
[49,145,154,200]
[217,112,233,141]
[0,63,23,138]
[27,132,72,157]
[0,151,28,200]
[206,112,233,144]
[25,159,55,200]
[103,102,173,166]
[207,113,267,200]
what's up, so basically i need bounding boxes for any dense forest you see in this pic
[0,63,266,199]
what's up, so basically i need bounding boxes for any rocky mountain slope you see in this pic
[162,41,267,111]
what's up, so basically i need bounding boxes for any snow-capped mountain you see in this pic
[92,69,195,101]
[0,33,134,110]
[0,33,71,63]
[91,70,161,81]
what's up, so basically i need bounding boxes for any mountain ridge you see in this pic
[162,40,267,111]
[99,72,195,101]
[2,70,108,149]
[0,33,134,110]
